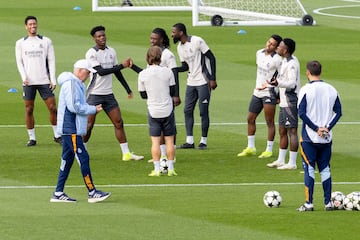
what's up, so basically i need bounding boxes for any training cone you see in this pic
[237,29,247,34]
[8,88,18,93]
[73,6,81,10]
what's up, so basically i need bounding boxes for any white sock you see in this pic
[167,160,174,170]
[160,144,166,157]
[54,191,63,196]
[186,136,194,144]
[154,160,160,172]
[278,148,287,164]
[248,135,255,148]
[266,141,274,152]
[120,142,130,154]
[305,203,313,208]
[28,128,36,140]
[52,125,61,138]
[200,137,207,145]
[288,151,297,166]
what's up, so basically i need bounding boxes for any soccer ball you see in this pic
[159,159,168,174]
[263,190,282,208]
[343,192,360,211]
[331,191,345,210]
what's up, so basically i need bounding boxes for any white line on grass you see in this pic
[313,3,360,19]
[1,182,360,189]
[1,122,360,128]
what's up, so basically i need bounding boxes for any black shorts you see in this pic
[248,94,277,114]
[87,94,119,113]
[23,84,55,101]
[148,111,176,137]
[279,106,298,128]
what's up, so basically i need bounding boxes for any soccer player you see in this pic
[84,26,143,161]
[237,35,282,158]
[138,46,177,177]
[15,16,62,146]
[171,23,217,150]
[296,60,342,211]
[266,38,300,170]
[130,27,180,162]
[50,59,111,203]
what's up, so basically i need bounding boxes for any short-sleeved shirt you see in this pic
[177,35,210,86]
[138,65,175,118]
[85,46,118,95]
[160,48,177,69]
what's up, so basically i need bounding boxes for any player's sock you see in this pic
[28,128,36,140]
[154,160,160,172]
[289,151,297,166]
[200,137,207,145]
[266,141,274,152]
[167,160,174,170]
[278,148,287,164]
[120,142,130,154]
[54,191,64,196]
[186,136,194,144]
[160,144,166,157]
[248,135,255,148]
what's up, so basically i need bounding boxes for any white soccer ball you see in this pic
[331,191,345,210]
[343,192,360,211]
[263,190,282,208]
[159,159,168,174]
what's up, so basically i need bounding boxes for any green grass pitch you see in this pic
[0,0,360,239]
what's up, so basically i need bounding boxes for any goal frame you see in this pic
[92,0,315,26]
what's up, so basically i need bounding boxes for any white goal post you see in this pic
[92,0,315,26]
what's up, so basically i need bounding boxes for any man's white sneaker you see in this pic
[266,160,284,168]
[277,164,297,170]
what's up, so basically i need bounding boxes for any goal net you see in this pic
[92,0,315,26]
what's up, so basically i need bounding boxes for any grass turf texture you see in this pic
[0,0,360,239]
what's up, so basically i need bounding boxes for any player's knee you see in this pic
[25,106,34,114]
[114,119,124,129]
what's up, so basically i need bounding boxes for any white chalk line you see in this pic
[1,182,360,189]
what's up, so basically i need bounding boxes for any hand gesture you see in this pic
[122,58,131,68]
[95,104,103,113]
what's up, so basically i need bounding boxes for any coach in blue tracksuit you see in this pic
[50,59,110,203]
[296,60,342,212]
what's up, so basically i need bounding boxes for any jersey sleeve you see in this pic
[86,48,101,68]
[197,36,210,54]
[15,39,27,83]
[46,37,56,85]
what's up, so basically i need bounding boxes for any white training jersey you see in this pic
[177,35,210,86]
[160,48,177,69]
[15,35,56,85]
[138,65,175,118]
[298,81,340,143]
[277,55,300,108]
[254,49,282,98]
[85,46,118,95]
